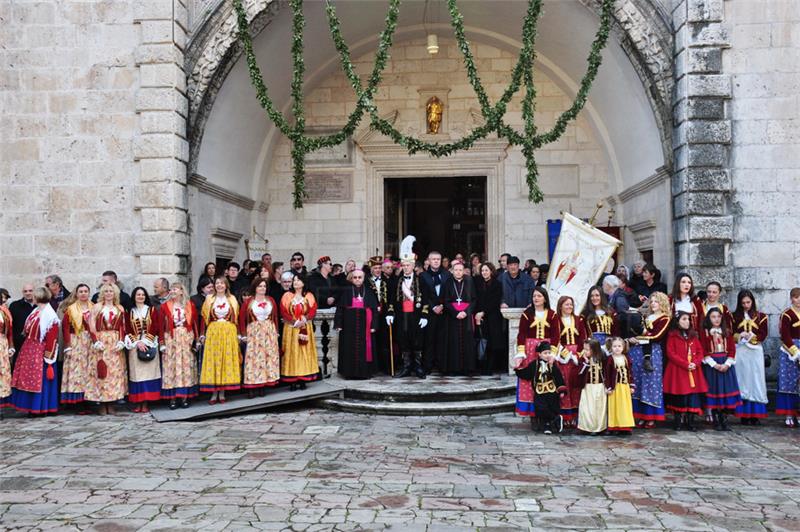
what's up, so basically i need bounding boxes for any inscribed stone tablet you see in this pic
[305,172,353,203]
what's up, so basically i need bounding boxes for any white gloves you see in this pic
[160,345,167,352]
[115,341,125,352]
[385,316,394,326]
[92,341,104,350]
[8,348,15,356]
[419,318,428,329]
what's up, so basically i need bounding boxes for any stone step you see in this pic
[343,382,516,403]
[317,395,515,416]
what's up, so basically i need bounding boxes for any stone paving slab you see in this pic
[1,406,799,530]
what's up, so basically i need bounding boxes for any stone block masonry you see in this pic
[671,0,733,289]
[0,1,190,294]
[1,1,142,292]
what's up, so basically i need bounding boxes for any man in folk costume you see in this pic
[367,256,393,375]
[335,269,379,379]
[386,236,430,379]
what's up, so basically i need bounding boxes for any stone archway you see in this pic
[184,0,676,176]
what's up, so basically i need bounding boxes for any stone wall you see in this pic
[725,0,800,323]
[0,1,189,296]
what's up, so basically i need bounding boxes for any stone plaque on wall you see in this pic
[305,171,353,203]
[304,132,354,166]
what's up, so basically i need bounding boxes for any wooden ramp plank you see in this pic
[150,382,343,422]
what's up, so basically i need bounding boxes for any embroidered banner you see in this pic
[546,212,621,314]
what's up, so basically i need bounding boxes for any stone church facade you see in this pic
[2,0,798,330]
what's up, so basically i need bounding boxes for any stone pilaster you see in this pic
[671,0,733,288]
[133,0,191,282]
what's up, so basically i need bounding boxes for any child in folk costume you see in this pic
[732,290,769,424]
[551,296,587,427]
[577,339,607,435]
[334,269,379,380]
[582,286,618,346]
[0,299,15,408]
[9,288,60,414]
[663,312,708,431]
[60,284,93,406]
[604,337,636,434]
[701,308,742,431]
[200,276,242,404]
[514,341,566,434]
[125,287,161,413]
[627,291,670,428]
[280,274,319,390]
[514,287,558,419]
[239,278,281,395]
[86,283,128,415]
[777,287,800,426]
[160,283,199,409]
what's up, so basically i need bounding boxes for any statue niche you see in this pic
[426,96,444,134]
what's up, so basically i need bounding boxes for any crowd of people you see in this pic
[1,249,798,435]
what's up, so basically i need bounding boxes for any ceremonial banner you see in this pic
[546,212,621,314]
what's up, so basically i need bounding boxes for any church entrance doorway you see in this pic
[383,176,487,261]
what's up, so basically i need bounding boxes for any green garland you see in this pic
[232,0,615,208]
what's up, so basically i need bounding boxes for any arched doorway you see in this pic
[185,0,674,274]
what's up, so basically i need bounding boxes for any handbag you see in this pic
[137,345,158,362]
[476,325,488,362]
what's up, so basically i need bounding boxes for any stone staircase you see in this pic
[317,374,516,416]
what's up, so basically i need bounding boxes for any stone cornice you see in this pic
[189,173,257,210]
[617,166,670,202]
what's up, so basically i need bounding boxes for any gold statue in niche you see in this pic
[426,96,444,134]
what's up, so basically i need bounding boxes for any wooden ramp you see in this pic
[150,382,343,422]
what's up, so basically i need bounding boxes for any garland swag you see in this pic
[232,0,615,208]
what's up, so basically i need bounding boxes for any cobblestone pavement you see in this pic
[1,407,799,531]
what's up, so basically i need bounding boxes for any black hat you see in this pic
[536,341,552,353]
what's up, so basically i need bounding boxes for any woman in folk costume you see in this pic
[160,282,199,409]
[239,277,281,395]
[442,260,477,375]
[86,283,128,415]
[733,290,769,425]
[700,307,742,431]
[698,281,734,331]
[125,287,161,413]
[280,274,319,390]
[627,291,670,428]
[513,286,558,419]
[551,295,587,427]
[577,339,607,435]
[0,299,15,409]
[60,284,93,407]
[604,336,636,434]
[200,276,241,404]
[9,287,60,414]
[669,273,702,331]
[581,286,618,346]
[663,311,708,431]
[335,268,378,380]
[777,287,800,426]
[732,290,769,424]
